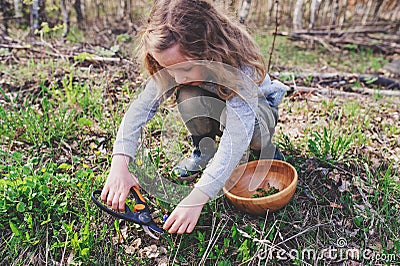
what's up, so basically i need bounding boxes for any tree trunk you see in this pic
[373,0,384,18]
[265,0,274,25]
[362,0,373,25]
[293,0,305,31]
[95,0,100,19]
[59,0,69,38]
[239,0,251,24]
[0,0,9,36]
[338,0,347,29]
[117,0,124,18]
[321,0,331,26]
[126,0,133,22]
[330,0,339,33]
[74,0,84,29]
[254,0,260,24]
[14,0,22,24]
[391,3,400,21]
[309,0,320,29]
[228,0,237,12]
[30,0,41,34]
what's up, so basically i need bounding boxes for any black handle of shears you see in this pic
[91,189,165,236]
[91,189,140,223]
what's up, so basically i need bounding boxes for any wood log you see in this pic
[290,26,396,36]
[0,42,136,66]
[288,86,400,97]
[282,31,400,55]
[271,72,400,90]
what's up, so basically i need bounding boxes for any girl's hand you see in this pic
[163,188,209,234]
[101,154,139,211]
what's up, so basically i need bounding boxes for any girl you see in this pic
[101,0,287,234]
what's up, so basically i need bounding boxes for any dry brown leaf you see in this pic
[124,238,142,254]
[157,258,168,266]
[327,169,341,183]
[386,240,394,250]
[159,246,167,255]
[112,235,122,245]
[140,244,159,259]
[120,225,128,238]
[338,178,351,192]
[353,204,367,218]
[344,228,359,237]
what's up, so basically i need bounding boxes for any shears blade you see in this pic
[142,225,160,240]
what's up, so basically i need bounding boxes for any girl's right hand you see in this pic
[100,154,139,211]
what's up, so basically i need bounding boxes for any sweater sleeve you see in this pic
[112,78,167,160]
[259,74,287,108]
[194,93,258,198]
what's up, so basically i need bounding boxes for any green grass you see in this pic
[0,152,104,263]
[1,30,399,265]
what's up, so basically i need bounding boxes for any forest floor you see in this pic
[1,23,399,265]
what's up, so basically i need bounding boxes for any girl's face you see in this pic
[152,44,206,86]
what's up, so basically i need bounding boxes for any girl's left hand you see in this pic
[163,188,209,234]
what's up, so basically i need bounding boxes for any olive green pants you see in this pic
[176,85,279,159]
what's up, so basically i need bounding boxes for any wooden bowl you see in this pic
[223,160,298,216]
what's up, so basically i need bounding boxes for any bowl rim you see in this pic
[223,159,298,202]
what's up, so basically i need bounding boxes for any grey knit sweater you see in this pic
[113,74,287,199]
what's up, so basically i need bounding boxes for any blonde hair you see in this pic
[136,0,266,99]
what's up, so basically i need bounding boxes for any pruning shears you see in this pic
[91,188,164,239]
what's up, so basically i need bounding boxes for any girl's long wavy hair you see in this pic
[136,0,266,99]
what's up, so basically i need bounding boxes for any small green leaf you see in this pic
[114,219,120,231]
[41,214,51,225]
[58,163,72,170]
[78,117,93,127]
[16,202,26,212]
[12,152,22,161]
[31,239,40,245]
[354,216,364,227]
[73,52,94,63]
[9,221,21,236]
[26,213,33,229]
[81,247,90,256]
[39,184,50,195]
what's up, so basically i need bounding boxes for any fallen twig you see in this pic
[200,213,229,265]
[279,30,400,55]
[168,234,182,265]
[288,85,400,97]
[0,42,136,66]
[289,25,396,36]
[85,56,136,66]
